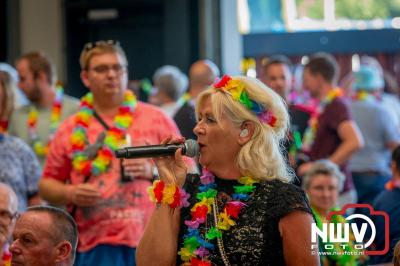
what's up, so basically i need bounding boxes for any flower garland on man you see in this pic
[39,41,195,266]
[9,52,80,166]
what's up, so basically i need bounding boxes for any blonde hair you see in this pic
[79,40,128,70]
[0,71,15,120]
[196,76,293,182]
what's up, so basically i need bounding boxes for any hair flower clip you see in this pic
[213,75,277,127]
[258,110,277,127]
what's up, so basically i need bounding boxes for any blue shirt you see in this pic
[0,135,41,211]
[350,98,400,175]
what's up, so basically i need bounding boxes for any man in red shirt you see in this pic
[39,40,194,266]
[298,53,363,204]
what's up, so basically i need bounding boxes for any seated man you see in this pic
[0,183,18,265]
[10,205,78,266]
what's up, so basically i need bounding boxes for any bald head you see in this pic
[189,60,220,98]
[0,183,18,214]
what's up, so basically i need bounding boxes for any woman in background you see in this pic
[303,159,367,266]
[0,70,41,212]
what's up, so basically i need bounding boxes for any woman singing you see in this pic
[137,75,319,266]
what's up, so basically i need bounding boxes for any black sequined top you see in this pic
[177,174,312,266]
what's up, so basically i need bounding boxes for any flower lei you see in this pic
[178,170,259,265]
[385,179,400,190]
[302,87,344,151]
[27,85,63,156]
[351,90,380,102]
[213,75,277,127]
[176,92,191,107]
[0,120,7,141]
[71,90,136,176]
[1,244,11,266]
[312,208,363,265]
[148,180,190,208]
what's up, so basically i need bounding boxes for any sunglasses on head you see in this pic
[83,40,120,51]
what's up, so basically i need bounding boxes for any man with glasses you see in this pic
[9,52,79,167]
[0,183,18,265]
[39,40,194,266]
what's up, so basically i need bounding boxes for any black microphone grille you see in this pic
[184,139,199,158]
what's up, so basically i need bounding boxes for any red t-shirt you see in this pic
[310,97,354,191]
[43,102,192,252]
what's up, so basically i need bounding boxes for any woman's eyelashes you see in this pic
[206,116,216,123]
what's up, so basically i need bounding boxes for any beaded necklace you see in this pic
[178,170,259,265]
[71,90,136,176]
[302,88,344,151]
[27,86,63,156]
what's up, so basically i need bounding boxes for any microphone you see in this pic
[115,139,199,159]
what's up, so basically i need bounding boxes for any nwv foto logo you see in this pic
[310,204,390,255]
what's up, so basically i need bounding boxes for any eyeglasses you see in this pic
[0,209,18,223]
[89,64,127,75]
[83,40,120,52]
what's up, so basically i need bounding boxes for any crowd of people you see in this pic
[0,40,400,266]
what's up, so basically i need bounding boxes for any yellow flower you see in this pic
[147,186,156,202]
[217,210,236,230]
[238,176,258,186]
[161,185,177,204]
[191,197,213,213]
[225,80,244,101]
[178,247,195,262]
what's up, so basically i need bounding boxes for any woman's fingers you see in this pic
[161,135,185,145]
[160,136,172,145]
[152,136,188,186]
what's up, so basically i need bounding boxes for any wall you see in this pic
[19,0,65,81]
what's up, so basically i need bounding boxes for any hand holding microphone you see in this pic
[115,137,197,187]
[115,139,199,159]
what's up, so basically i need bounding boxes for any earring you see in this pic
[240,128,249,137]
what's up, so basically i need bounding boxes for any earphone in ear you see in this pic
[240,128,249,137]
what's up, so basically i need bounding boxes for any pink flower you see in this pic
[257,110,277,127]
[194,247,210,258]
[200,170,215,185]
[179,189,190,207]
[184,218,204,229]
